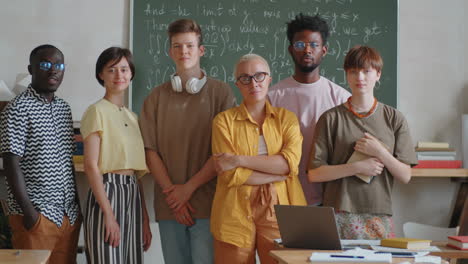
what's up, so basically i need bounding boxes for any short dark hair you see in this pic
[286,13,329,45]
[168,19,203,46]
[95,47,135,86]
[343,45,383,73]
[29,44,63,64]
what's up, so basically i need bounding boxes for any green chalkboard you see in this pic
[131,0,398,113]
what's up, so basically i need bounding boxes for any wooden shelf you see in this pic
[411,168,468,178]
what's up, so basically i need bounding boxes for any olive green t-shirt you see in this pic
[309,103,417,215]
[139,77,236,220]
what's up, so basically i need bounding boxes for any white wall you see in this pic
[1,0,467,260]
[0,0,130,121]
[399,0,465,151]
[393,0,467,235]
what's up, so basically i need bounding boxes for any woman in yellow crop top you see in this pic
[211,54,306,264]
[80,47,152,263]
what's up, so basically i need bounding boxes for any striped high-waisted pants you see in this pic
[84,173,143,264]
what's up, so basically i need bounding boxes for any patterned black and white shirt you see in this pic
[0,86,80,226]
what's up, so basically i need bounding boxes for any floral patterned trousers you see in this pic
[335,210,395,239]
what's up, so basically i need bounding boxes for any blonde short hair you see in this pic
[234,53,271,79]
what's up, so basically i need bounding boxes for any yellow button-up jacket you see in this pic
[211,101,306,248]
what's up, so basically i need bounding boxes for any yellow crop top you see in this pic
[80,99,148,178]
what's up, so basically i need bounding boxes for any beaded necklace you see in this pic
[347,96,377,118]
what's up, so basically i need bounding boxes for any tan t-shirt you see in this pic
[139,77,236,220]
[309,103,417,215]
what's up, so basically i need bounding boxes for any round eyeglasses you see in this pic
[292,41,320,51]
[236,72,269,85]
[39,61,65,72]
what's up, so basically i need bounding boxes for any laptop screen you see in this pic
[274,205,342,250]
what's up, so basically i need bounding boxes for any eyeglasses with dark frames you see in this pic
[236,72,269,85]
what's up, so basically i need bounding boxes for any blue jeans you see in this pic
[158,219,213,264]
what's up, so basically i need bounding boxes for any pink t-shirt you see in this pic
[268,76,351,205]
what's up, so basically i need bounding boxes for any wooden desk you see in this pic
[430,241,468,259]
[270,250,450,264]
[0,249,51,264]
[273,241,468,260]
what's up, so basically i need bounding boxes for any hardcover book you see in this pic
[347,138,390,184]
[447,236,468,250]
[416,142,450,149]
[380,238,431,250]
[413,160,462,168]
[347,151,374,183]
[415,147,455,152]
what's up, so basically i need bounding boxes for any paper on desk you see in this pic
[383,256,441,264]
[413,255,441,264]
[371,245,440,252]
[310,248,392,263]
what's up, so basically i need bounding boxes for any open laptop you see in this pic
[274,205,342,250]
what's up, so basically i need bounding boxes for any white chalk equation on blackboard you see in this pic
[139,0,391,92]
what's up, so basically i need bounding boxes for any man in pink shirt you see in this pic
[268,13,351,205]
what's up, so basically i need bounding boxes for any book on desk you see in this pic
[380,238,432,250]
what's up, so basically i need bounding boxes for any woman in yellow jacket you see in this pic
[211,54,306,264]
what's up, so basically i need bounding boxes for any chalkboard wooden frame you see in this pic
[130,0,398,113]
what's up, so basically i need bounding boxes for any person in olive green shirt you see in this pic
[308,46,417,239]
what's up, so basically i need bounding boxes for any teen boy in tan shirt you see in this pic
[139,19,236,264]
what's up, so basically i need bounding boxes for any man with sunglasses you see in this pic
[268,14,350,205]
[0,44,81,264]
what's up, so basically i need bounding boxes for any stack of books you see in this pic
[414,142,461,168]
[447,236,468,250]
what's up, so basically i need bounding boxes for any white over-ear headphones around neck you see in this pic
[170,70,207,94]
